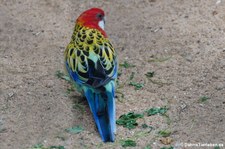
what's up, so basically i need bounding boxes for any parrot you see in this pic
[64,8,118,142]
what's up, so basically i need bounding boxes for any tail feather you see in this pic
[84,82,115,142]
[107,87,116,135]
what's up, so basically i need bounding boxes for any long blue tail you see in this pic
[84,81,116,142]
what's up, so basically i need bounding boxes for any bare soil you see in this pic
[1,0,225,149]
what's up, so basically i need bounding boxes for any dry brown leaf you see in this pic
[159,137,173,145]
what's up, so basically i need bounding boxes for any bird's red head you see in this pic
[76,8,107,37]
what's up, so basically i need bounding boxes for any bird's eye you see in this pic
[96,13,103,19]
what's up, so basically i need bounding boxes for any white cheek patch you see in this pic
[98,20,105,30]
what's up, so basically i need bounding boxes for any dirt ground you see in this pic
[1,0,225,149]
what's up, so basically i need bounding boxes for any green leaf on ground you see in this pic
[141,124,154,130]
[199,96,210,102]
[145,71,155,78]
[55,70,71,82]
[29,144,65,149]
[214,146,221,149]
[49,146,65,149]
[30,144,46,149]
[129,82,144,90]
[141,124,149,129]
[146,107,168,116]
[144,145,152,149]
[119,61,135,68]
[65,125,84,134]
[116,112,144,129]
[158,130,171,137]
[120,139,136,147]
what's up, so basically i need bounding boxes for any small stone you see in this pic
[44,80,55,88]
[8,92,15,98]
[215,83,225,90]
[212,11,218,16]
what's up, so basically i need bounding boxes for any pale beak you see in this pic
[98,18,105,30]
